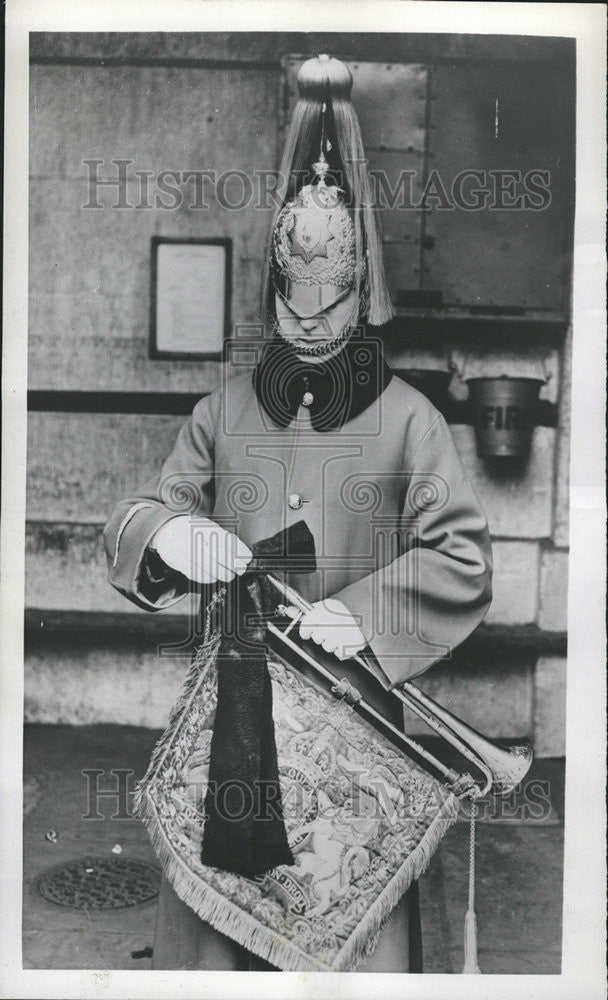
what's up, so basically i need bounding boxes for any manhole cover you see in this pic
[37,857,161,909]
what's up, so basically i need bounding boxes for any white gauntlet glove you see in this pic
[150,515,252,585]
[285,598,366,661]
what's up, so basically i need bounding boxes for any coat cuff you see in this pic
[107,504,190,611]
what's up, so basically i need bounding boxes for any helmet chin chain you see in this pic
[272,318,354,357]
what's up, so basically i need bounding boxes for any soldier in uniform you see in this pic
[103,54,492,972]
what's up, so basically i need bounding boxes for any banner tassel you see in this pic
[462,800,481,974]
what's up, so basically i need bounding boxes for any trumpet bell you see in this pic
[479,740,534,796]
[399,681,534,798]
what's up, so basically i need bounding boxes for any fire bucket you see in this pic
[466,376,544,459]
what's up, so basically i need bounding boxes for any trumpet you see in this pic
[265,573,533,801]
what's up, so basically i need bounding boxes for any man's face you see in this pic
[274,288,357,359]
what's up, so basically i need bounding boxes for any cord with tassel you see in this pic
[462,799,481,974]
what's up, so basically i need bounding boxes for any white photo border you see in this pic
[1,2,606,998]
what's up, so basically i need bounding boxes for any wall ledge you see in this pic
[27,390,558,427]
[24,608,567,657]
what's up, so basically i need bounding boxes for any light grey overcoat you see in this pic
[104,369,492,688]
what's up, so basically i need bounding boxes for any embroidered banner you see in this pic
[135,637,458,971]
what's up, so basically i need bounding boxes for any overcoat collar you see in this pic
[252,332,393,432]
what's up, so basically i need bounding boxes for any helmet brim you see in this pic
[274,278,353,319]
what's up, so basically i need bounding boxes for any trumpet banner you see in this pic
[135,635,458,971]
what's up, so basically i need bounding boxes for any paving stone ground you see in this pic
[22,724,564,974]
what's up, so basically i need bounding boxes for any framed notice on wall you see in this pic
[150,237,232,359]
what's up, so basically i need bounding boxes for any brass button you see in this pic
[288,493,303,510]
[302,391,314,407]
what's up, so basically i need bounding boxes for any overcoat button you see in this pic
[288,493,303,510]
[302,391,314,407]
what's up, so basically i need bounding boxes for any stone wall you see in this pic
[25,32,571,756]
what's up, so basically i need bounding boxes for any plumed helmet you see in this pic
[262,53,394,328]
